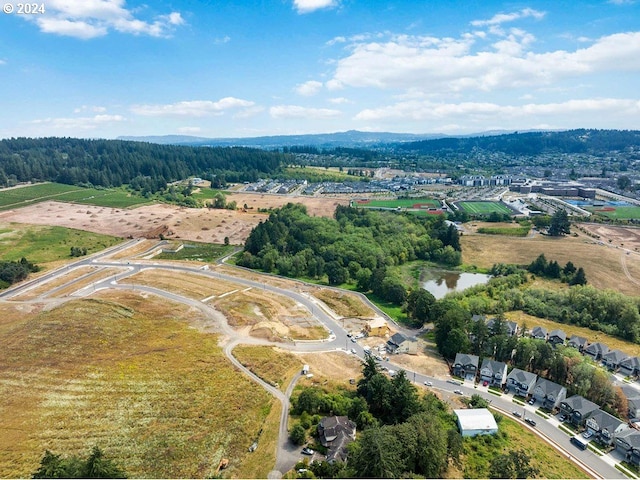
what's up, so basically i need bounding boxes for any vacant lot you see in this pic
[221,192,349,217]
[0,222,120,264]
[461,227,640,296]
[0,291,275,478]
[233,345,303,391]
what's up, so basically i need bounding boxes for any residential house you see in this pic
[620,357,640,378]
[568,335,588,352]
[616,430,640,466]
[386,333,418,355]
[532,378,567,410]
[365,318,390,337]
[584,342,609,361]
[479,359,508,387]
[585,409,629,445]
[318,416,357,463]
[547,329,567,347]
[506,368,537,397]
[530,326,547,340]
[622,385,640,420]
[452,353,480,381]
[486,318,519,337]
[559,396,600,426]
[602,349,629,371]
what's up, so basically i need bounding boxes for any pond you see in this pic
[421,270,491,299]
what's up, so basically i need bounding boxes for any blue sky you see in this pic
[1,0,639,139]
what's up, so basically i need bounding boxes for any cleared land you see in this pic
[233,345,303,391]
[461,226,640,296]
[457,201,513,215]
[220,192,349,217]
[0,292,276,479]
[0,222,120,264]
[312,289,376,318]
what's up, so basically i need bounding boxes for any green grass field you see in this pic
[457,201,512,215]
[0,183,151,210]
[155,242,236,262]
[587,205,640,220]
[0,224,121,264]
[477,226,530,236]
[356,197,440,209]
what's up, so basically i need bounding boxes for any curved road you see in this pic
[0,240,628,478]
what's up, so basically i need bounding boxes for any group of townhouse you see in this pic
[452,324,640,466]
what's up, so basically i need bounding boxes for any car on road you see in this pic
[528,398,535,405]
[424,381,433,387]
[350,337,357,343]
[375,355,383,361]
[525,418,537,427]
[583,431,593,439]
[301,447,314,455]
[454,389,463,395]
[346,333,352,337]
[350,348,357,354]
[512,411,522,418]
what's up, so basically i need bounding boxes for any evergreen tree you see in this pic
[548,209,570,236]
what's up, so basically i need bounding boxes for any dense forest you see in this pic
[237,204,460,309]
[0,137,287,190]
[397,129,640,157]
[0,258,39,289]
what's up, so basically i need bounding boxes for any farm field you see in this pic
[355,197,440,209]
[588,205,640,220]
[0,222,120,264]
[461,226,640,296]
[457,201,513,215]
[0,183,150,210]
[0,291,276,479]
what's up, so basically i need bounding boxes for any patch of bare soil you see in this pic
[295,351,363,386]
[224,193,349,218]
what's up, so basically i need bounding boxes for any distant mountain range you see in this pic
[118,129,536,148]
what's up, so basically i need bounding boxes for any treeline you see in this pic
[32,446,126,478]
[443,269,640,342]
[526,254,586,285]
[237,204,461,310]
[398,129,640,157]
[0,137,287,190]
[0,258,39,288]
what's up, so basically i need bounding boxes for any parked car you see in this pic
[512,411,522,418]
[454,389,463,395]
[558,414,567,422]
[583,431,593,439]
[482,380,489,386]
[301,447,314,455]
[350,337,356,343]
[350,348,357,355]
[424,381,433,387]
[528,398,535,405]
[525,418,537,427]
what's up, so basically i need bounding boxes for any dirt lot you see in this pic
[0,195,346,245]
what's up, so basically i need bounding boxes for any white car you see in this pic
[424,381,433,387]
[583,431,593,439]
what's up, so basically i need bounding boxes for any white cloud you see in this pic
[471,8,546,27]
[131,97,255,117]
[214,35,231,44]
[328,97,352,104]
[270,105,341,119]
[295,80,323,96]
[30,114,125,130]
[327,30,640,94]
[293,0,337,14]
[29,0,184,39]
[177,126,202,134]
[354,98,640,125]
[74,105,107,113]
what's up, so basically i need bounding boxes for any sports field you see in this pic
[355,197,440,209]
[0,183,150,210]
[588,205,640,220]
[457,201,512,215]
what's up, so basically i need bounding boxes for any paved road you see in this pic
[0,240,630,478]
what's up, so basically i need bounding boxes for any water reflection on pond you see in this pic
[421,270,491,299]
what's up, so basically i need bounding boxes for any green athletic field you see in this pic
[587,205,640,220]
[356,197,440,209]
[457,201,513,215]
[0,183,151,210]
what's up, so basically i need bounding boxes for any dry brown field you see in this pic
[224,192,349,217]
[461,224,640,296]
[0,291,276,479]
